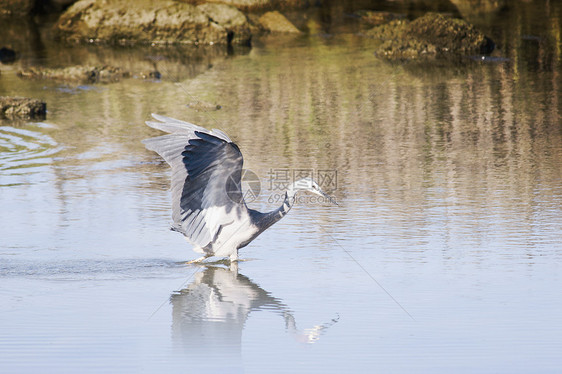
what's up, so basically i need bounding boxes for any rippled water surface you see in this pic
[1,3,562,373]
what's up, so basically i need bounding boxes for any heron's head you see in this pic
[289,177,337,204]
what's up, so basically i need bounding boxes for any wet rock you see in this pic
[198,3,252,45]
[0,0,34,16]
[204,0,272,11]
[367,12,495,60]
[258,11,301,33]
[0,96,46,120]
[355,10,405,26]
[18,65,129,83]
[0,47,17,63]
[199,3,248,28]
[53,0,251,46]
[204,0,308,12]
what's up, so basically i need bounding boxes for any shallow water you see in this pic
[1,2,562,373]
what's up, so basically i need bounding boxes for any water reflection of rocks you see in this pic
[170,265,338,362]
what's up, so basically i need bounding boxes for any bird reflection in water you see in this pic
[170,265,338,364]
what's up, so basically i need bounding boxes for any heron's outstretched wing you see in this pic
[143,114,245,250]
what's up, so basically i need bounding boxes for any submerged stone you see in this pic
[18,65,129,83]
[187,100,222,112]
[0,96,46,120]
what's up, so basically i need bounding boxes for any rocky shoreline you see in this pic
[0,0,501,119]
[1,0,498,53]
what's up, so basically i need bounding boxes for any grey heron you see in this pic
[143,114,332,263]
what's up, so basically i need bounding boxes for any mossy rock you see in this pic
[0,96,46,120]
[368,12,495,60]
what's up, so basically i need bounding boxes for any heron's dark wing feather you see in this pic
[143,115,244,250]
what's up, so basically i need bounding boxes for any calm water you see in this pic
[1,2,562,373]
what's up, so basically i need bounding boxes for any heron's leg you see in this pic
[229,260,239,274]
[229,252,239,262]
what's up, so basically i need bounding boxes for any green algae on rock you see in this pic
[367,12,495,60]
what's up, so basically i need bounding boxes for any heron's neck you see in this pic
[257,191,295,232]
